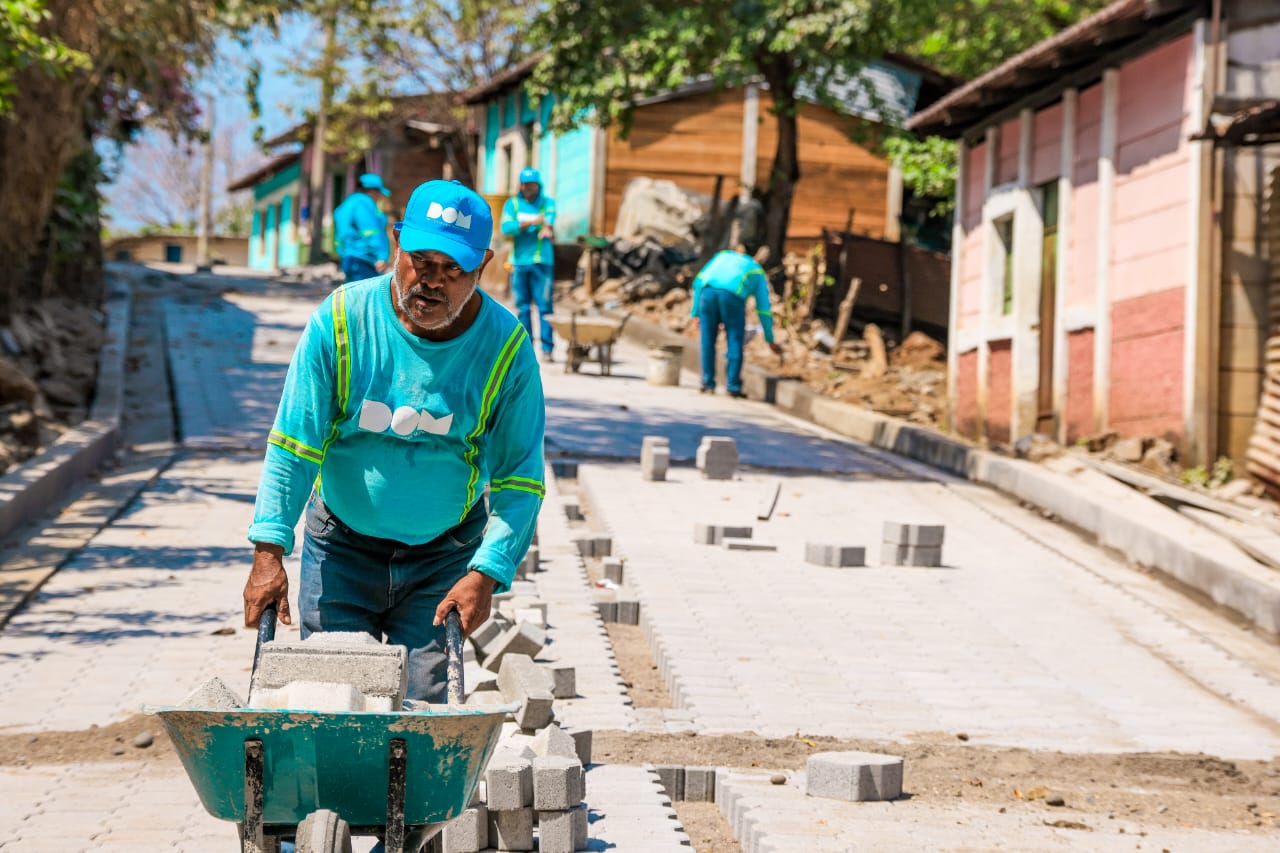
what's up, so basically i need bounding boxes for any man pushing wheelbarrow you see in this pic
[232,179,545,852]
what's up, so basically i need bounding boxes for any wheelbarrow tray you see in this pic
[152,706,506,827]
[546,314,623,345]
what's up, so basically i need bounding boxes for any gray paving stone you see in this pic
[487,806,534,851]
[653,765,684,801]
[484,757,533,810]
[550,664,577,699]
[497,654,555,731]
[483,621,547,670]
[641,435,671,481]
[805,751,903,801]
[882,521,945,547]
[531,723,579,759]
[696,436,739,480]
[601,557,625,585]
[722,537,777,552]
[693,523,753,545]
[683,766,717,802]
[537,804,588,853]
[442,804,488,853]
[879,542,943,567]
[804,543,866,568]
[533,755,586,810]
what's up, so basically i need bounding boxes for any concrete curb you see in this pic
[0,276,132,543]
[606,308,1280,635]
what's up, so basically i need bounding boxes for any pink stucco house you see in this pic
[908,0,1280,469]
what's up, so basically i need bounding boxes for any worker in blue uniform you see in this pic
[333,173,392,283]
[500,167,557,361]
[691,246,784,397]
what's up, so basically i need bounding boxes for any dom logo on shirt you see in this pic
[358,400,453,436]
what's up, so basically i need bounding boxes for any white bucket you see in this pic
[646,345,683,386]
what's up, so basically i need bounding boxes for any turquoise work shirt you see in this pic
[500,192,557,267]
[690,251,776,343]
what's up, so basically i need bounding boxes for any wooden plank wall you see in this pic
[603,89,745,233]
[602,88,890,247]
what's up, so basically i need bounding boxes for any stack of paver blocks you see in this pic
[696,436,738,480]
[880,522,945,567]
[653,765,718,803]
[640,435,670,481]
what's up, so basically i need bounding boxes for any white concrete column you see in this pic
[1053,88,1078,444]
[740,84,759,202]
[978,126,999,442]
[1185,19,1211,463]
[885,165,903,242]
[589,126,608,234]
[947,141,967,432]
[1011,108,1043,441]
[1094,68,1119,432]
[475,106,488,192]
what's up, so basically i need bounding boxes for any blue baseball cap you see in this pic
[358,173,390,196]
[519,167,541,185]
[395,180,493,272]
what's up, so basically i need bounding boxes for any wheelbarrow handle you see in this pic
[446,607,466,705]
[250,603,277,689]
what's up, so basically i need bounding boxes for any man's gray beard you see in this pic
[392,250,480,330]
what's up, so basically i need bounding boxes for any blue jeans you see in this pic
[298,494,487,702]
[511,264,554,353]
[341,255,379,284]
[698,287,747,393]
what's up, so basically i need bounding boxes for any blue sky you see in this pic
[103,19,316,232]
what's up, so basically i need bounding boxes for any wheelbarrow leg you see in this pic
[242,739,280,853]
[384,738,408,853]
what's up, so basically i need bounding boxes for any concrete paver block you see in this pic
[805,751,903,802]
[482,621,546,670]
[641,436,671,481]
[532,756,586,810]
[249,634,407,710]
[550,664,576,699]
[487,805,534,851]
[616,595,641,625]
[654,765,684,801]
[882,522,945,547]
[696,436,739,480]
[442,804,488,852]
[513,607,546,629]
[536,803,588,853]
[592,590,618,622]
[463,661,499,694]
[518,546,539,579]
[531,723,579,759]
[804,543,866,568]
[471,614,510,652]
[684,767,717,802]
[722,537,777,552]
[565,727,593,765]
[465,689,508,708]
[879,543,943,567]
[497,654,555,731]
[562,499,584,521]
[484,757,533,810]
[601,557,625,585]
[693,523,753,545]
[571,533,613,558]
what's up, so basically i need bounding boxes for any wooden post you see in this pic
[833,277,861,345]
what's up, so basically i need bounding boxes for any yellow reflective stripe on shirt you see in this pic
[268,430,324,464]
[491,476,546,498]
[734,269,763,299]
[319,285,352,470]
[460,325,528,520]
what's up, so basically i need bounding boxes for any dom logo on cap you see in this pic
[427,202,472,230]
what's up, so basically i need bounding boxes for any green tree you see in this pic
[889,0,1112,216]
[0,0,87,115]
[529,0,941,265]
[386,0,537,92]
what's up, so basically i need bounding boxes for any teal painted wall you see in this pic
[552,124,593,241]
[253,162,301,201]
[278,195,300,267]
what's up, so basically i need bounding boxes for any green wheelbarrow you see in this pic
[149,607,510,853]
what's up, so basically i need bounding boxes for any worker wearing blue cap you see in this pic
[332,173,392,283]
[500,167,557,361]
[245,180,545,715]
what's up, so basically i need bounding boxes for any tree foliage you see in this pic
[386,0,537,93]
[889,0,1113,216]
[0,0,87,115]
[529,0,939,263]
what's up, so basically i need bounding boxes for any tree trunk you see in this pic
[307,8,340,263]
[759,58,800,278]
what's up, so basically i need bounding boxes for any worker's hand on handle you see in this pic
[244,543,292,627]
[435,569,496,637]
[768,341,784,357]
